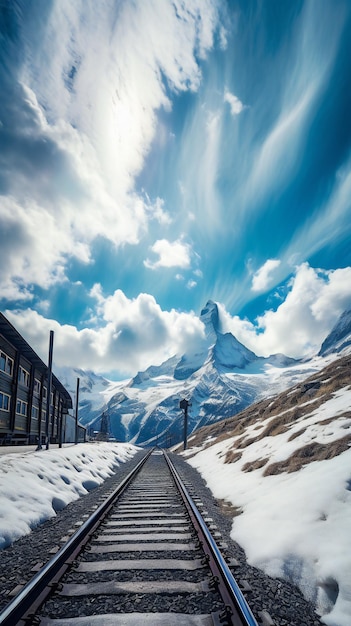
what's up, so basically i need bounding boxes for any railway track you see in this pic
[0,449,259,626]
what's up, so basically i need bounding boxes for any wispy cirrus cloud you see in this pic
[244,1,346,205]
[284,156,351,265]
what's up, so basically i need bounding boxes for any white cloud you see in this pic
[144,238,192,270]
[251,259,281,292]
[145,196,172,225]
[220,264,351,358]
[194,269,203,278]
[224,90,244,115]
[0,0,222,299]
[5,264,351,379]
[5,290,206,376]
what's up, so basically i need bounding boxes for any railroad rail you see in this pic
[0,449,259,626]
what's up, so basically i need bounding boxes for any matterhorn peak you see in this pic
[200,300,220,341]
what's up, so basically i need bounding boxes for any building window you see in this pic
[18,366,30,387]
[31,405,39,419]
[34,378,41,395]
[0,392,10,411]
[43,387,47,399]
[0,351,13,377]
[16,399,28,416]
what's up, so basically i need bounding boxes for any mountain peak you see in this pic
[213,332,257,370]
[200,300,219,339]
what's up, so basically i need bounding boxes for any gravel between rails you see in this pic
[0,449,323,626]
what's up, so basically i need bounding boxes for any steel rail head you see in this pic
[0,448,153,626]
[163,450,259,626]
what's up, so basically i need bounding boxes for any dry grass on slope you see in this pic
[262,434,351,475]
[176,353,351,474]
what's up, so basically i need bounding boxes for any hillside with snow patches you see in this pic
[177,351,351,626]
[57,302,351,448]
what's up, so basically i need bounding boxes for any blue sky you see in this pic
[1,0,351,378]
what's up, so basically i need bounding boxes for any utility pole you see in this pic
[180,399,191,451]
[45,330,54,450]
[75,377,80,444]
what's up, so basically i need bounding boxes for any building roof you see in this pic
[0,312,72,409]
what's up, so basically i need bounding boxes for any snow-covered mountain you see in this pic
[54,301,351,447]
[318,309,351,356]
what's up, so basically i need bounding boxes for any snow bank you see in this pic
[0,442,139,549]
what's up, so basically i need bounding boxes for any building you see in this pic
[63,414,86,444]
[0,312,73,445]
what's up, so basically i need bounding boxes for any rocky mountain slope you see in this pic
[319,309,351,356]
[57,304,351,447]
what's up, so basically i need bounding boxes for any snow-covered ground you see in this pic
[1,385,350,626]
[185,386,351,626]
[0,442,139,549]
